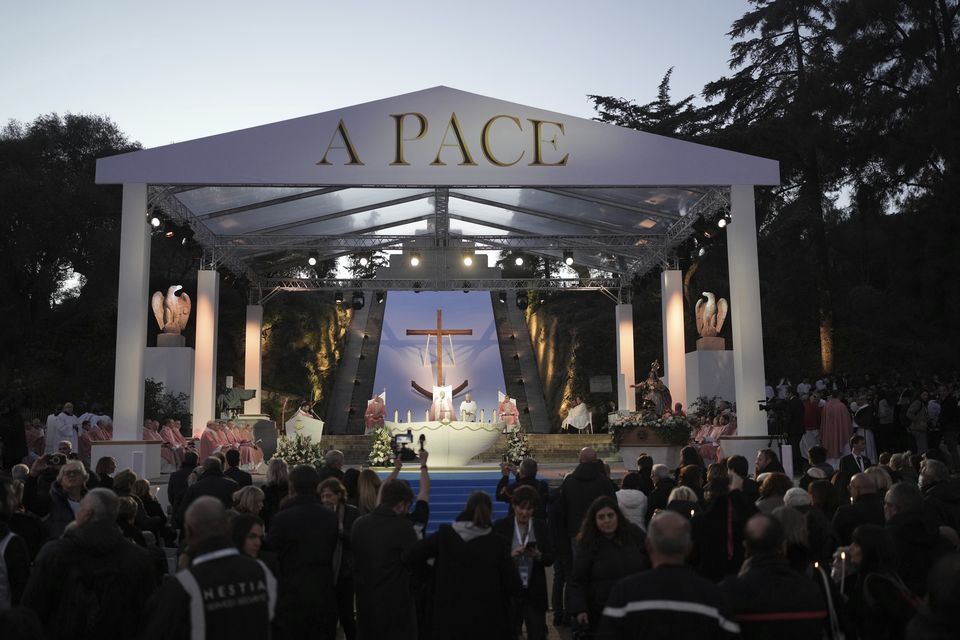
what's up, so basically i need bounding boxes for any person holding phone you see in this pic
[493,485,554,640]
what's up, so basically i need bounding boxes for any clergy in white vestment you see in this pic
[55,403,81,454]
[562,398,592,431]
[430,387,456,422]
[459,394,478,422]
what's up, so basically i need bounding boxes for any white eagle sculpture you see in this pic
[694,292,728,338]
[151,285,192,334]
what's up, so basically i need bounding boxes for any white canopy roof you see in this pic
[95,87,779,286]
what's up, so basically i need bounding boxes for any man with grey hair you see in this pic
[141,496,276,640]
[920,458,960,531]
[885,482,952,596]
[21,488,156,639]
[645,464,678,523]
[497,456,550,518]
[317,448,345,483]
[832,472,883,545]
[599,511,739,638]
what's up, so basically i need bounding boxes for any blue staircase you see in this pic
[390,470,509,535]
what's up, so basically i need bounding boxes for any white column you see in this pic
[243,304,264,415]
[727,185,767,435]
[112,184,150,441]
[615,303,636,412]
[661,269,687,410]
[192,269,220,437]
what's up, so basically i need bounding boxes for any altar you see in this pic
[386,420,502,467]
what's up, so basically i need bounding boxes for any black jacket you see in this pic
[492,515,554,610]
[223,465,252,487]
[350,505,419,640]
[838,453,873,478]
[495,474,550,519]
[173,469,238,527]
[20,520,155,640]
[166,463,195,513]
[922,478,960,532]
[887,511,953,596]
[597,564,739,639]
[260,480,288,529]
[691,491,757,582]
[0,521,31,605]
[405,522,522,640]
[139,538,276,640]
[832,492,884,546]
[316,466,345,483]
[645,477,677,524]
[719,553,828,640]
[559,462,617,537]
[45,482,82,541]
[567,525,648,631]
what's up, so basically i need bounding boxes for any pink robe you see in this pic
[365,398,386,432]
[25,426,45,458]
[143,427,177,467]
[232,426,264,465]
[821,399,852,458]
[199,428,222,461]
[498,400,519,427]
[159,426,185,466]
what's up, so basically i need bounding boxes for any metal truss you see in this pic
[260,276,623,292]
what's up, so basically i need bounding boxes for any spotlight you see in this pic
[698,246,707,257]
[376,291,385,304]
[498,291,507,304]
[308,251,318,267]
[358,256,369,267]
[514,256,524,266]
[516,292,527,310]
[163,222,176,239]
[351,291,365,310]
[463,252,473,267]
[149,215,161,228]
[563,251,574,266]
[334,291,343,304]
[409,250,421,267]
[718,213,732,228]
[181,237,187,246]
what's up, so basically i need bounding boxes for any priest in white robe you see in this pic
[55,402,81,454]
[562,397,592,432]
[430,388,456,422]
[459,394,478,422]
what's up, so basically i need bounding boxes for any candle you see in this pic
[840,551,846,593]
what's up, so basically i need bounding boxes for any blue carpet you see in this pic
[383,469,509,535]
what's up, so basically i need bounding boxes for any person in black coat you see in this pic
[557,448,617,547]
[919,459,960,531]
[222,448,252,487]
[350,479,420,640]
[173,457,239,528]
[266,464,340,640]
[755,448,785,476]
[725,455,760,503]
[832,472,884,546]
[405,491,521,640]
[884,482,953,597]
[0,399,27,470]
[492,485,554,640]
[645,464,677,524]
[0,478,31,606]
[691,464,757,582]
[719,514,829,640]
[319,477,361,640]
[566,496,648,635]
[167,451,198,516]
[495,457,550,519]
[838,435,873,479]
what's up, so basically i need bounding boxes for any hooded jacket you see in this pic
[616,489,648,531]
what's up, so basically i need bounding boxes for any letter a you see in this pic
[317,119,364,166]
[431,112,477,166]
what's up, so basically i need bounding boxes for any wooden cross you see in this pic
[406,309,472,386]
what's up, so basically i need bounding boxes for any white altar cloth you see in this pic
[386,421,500,466]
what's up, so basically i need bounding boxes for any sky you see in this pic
[1,0,749,149]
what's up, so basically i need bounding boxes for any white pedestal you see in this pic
[145,347,195,402]
[91,440,163,481]
[685,349,735,404]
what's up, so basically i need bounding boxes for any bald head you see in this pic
[744,513,785,556]
[185,496,231,545]
[849,472,877,496]
[647,511,691,563]
[579,447,598,464]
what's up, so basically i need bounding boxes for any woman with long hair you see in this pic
[231,513,265,558]
[690,463,757,581]
[232,485,265,517]
[404,491,520,640]
[356,468,382,515]
[319,477,360,640]
[93,456,116,490]
[567,496,648,635]
[261,458,288,528]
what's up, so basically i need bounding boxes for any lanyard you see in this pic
[514,520,530,548]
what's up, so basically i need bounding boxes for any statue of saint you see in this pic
[630,361,673,418]
[459,394,478,422]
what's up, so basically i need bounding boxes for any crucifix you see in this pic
[406,309,472,399]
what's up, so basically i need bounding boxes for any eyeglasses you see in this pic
[63,470,84,477]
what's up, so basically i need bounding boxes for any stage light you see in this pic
[308,251,318,266]
[718,213,732,228]
[498,291,507,304]
[352,291,365,310]
[181,237,187,246]
[463,252,473,267]
[514,256,524,266]
[698,246,707,257]
[410,251,421,267]
[358,256,369,267]
[334,291,344,304]
[563,251,574,266]
[376,291,385,304]
[516,292,527,310]
[149,215,161,228]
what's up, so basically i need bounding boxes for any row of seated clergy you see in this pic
[197,419,264,466]
[363,392,520,431]
[693,412,738,463]
[23,417,114,464]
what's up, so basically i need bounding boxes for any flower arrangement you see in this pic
[273,433,324,467]
[367,426,396,467]
[608,412,693,447]
[504,427,534,466]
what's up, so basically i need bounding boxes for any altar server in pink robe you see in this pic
[235,423,264,465]
[198,420,223,460]
[821,392,853,461]
[159,419,186,466]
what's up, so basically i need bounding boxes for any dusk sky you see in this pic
[2,1,750,148]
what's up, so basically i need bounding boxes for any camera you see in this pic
[46,453,66,467]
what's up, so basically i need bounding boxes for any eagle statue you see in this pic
[694,292,728,338]
[151,285,192,334]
